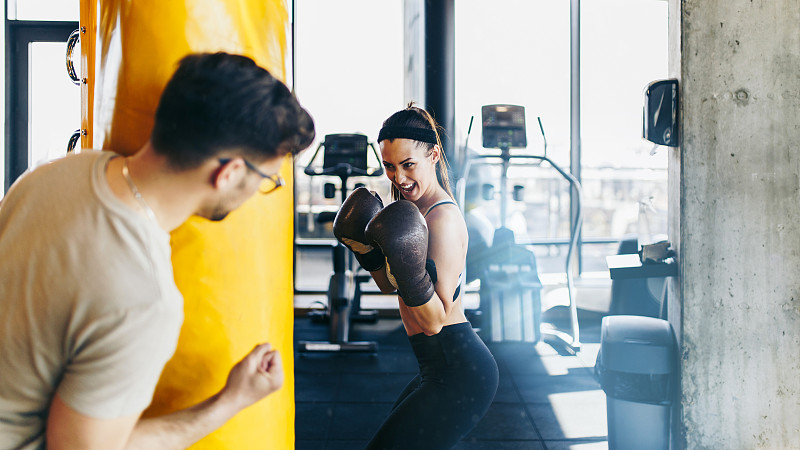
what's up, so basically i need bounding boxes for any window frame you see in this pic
[4,19,78,192]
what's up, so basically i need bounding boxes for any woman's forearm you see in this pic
[370,267,397,294]
[404,294,447,335]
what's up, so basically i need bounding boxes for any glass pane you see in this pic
[293,0,403,290]
[295,246,333,292]
[580,0,669,251]
[456,0,571,164]
[9,0,79,21]
[29,42,81,168]
[294,0,403,242]
[456,0,572,274]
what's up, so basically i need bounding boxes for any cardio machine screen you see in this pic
[322,134,369,171]
[481,104,527,149]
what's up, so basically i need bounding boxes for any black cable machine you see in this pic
[297,133,383,353]
[457,105,583,351]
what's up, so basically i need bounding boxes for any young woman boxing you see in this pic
[333,105,499,449]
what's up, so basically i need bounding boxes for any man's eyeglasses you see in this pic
[220,158,284,195]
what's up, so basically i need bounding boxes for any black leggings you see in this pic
[365,322,499,450]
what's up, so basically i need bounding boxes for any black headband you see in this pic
[377,126,438,145]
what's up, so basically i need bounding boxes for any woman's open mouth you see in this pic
[398,182,416,195]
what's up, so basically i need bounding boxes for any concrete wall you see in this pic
[668,0,800,448]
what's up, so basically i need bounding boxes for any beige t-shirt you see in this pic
[0,151,183,449]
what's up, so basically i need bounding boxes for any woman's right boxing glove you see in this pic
[333,187,386,272]
[364,200,435,307]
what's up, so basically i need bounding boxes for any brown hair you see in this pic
[379,103,453,201]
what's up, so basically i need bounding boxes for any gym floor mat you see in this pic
[295,314,608,450]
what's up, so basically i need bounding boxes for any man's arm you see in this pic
[46,343,283,450]
[47,396,139,450]
[127,344,283,449]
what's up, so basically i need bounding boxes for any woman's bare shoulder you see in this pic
[425,202,467,244]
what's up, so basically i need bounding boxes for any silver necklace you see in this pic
[121,157,158,224]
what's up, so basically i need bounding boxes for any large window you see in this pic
[454,0,668,274]
[5,0,79,193]
[8,0,77,21]
[27,41,81,167]
[292,0,668,292]
[455,0,572,275]
[580,0,669,271]
[293,0,404,292]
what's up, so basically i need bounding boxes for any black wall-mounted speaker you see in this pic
[643,79,679,147]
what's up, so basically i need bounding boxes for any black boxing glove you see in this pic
[365,200,435,307]
[333,187,386,272]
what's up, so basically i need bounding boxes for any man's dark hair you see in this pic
[151,52,315,170]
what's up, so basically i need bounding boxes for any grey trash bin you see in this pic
[595,315,676,450]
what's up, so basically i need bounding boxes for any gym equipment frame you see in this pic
[297,133,384,353]
[457,105,583,351]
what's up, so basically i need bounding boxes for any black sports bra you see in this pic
[423,200,464,302]
[423,200,457,218]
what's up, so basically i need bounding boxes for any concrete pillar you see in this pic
[668,0,800,448]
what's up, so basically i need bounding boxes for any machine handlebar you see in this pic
[303,141,384,179]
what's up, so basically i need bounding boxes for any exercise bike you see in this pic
[456,104,583,351]
[297,133,384,353]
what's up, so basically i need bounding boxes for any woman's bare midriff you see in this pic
[399,296,469,336]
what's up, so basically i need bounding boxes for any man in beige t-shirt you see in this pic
[0,52,315,449]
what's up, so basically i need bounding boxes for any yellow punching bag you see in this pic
[82,1,296,448]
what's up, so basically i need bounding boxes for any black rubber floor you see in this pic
[294,311,608,450]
